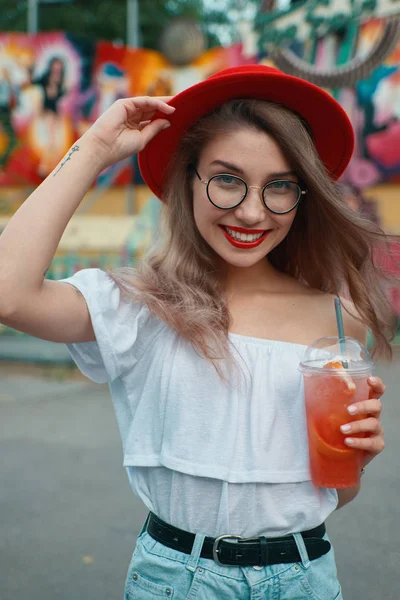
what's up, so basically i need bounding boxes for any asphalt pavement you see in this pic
[1,358,399,600]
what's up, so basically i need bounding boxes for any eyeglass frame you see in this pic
[192,165,307,215]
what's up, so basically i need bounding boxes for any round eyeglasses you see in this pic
[193,166,306,214]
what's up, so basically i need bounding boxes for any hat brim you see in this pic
[138,69,354,200]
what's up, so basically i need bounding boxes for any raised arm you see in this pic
[0,97,175,343]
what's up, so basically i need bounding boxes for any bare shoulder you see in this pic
[228,273,368,346]
[283,277,368,345]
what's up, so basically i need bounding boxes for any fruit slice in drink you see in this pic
[305,363,364,488]
[311,413,355,457]
[323,360,356,394]
[300,336,373,488]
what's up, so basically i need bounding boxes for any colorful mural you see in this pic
[338,23,400,190]
[0,27,398,331]
[1,23,400,193]
[0,32,251,186]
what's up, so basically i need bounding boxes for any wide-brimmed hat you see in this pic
[138,64,354,200]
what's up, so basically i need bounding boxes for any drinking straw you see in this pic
[334,297,348,368]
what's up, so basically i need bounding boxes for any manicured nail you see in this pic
[345,438,355,445]
[341,424,351,432]
[348,405,358,414]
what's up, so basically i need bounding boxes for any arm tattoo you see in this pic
[53,145,80,176]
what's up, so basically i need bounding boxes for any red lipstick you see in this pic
[219,225,270,249]
[222,225,266,234]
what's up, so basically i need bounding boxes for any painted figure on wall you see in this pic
[30,56,72,177]
[0,66,18,172]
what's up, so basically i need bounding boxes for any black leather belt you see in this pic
[146,512,331,567]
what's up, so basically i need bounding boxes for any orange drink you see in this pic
[299,337,373,488]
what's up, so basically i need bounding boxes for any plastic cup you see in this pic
[299,337,374,489]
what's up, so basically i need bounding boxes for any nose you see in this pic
[232,186,268,225]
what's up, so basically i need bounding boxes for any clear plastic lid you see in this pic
[299,336,374,376]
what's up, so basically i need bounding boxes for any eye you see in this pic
[270,181,289,189]
[213,174,242,187]
[267,180,293,194]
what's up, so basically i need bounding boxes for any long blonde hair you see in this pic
[108,99,397,376]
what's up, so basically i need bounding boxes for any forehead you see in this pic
[199,127,291,173]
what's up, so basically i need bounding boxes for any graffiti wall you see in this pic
[336,21,400,190]
[1,24,400,191]
[0,32,253,186]
[0,25,399,336]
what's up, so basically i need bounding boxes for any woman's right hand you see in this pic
[82,96,175,170]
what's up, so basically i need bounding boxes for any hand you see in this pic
[81,96,175,170]
[340,376,385,468]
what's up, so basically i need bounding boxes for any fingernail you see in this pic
[345,438,355,445]
[348,405,358,414]
[162,123,171,130]
[341,424,351,432]
[369,376,378,385]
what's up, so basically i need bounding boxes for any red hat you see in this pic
[138,65,354,200]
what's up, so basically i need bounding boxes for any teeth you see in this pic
[225,227,265,242]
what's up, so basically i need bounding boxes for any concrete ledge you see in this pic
[0,335,73,364]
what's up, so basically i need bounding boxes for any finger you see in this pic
[344,434,385,453]
[126,105,174,128]
[129,96,176,115]
[127,110,158,127]
[134,108,170,122]
[340,417,381,435]
[138,120,151,131]
[139,119,171,148]
[347,398,382,416]
[367,376,386,399]
[149,95,174,102]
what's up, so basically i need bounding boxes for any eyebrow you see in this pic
[209,160,297,179]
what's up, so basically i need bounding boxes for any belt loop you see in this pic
[138,512,151,537]
[292,533,311,569]
[259,536,268,565]
[186,532,206,572]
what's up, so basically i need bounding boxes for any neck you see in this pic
[220,258,287,297]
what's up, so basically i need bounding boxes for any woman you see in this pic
[32,57,69,177]
[0,66,18,172]
[0,65,391,599]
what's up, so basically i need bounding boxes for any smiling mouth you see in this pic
[219,225,271,248]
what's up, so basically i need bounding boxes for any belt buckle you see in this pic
[213,534,243,566]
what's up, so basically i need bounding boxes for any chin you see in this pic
[217,248,270,268]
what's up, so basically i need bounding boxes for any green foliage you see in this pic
[0,0,260,50]
[139,0,205,50]
[2,0,127,42]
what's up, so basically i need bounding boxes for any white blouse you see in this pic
[61,268,338,537]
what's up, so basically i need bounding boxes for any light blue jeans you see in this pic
[124,516,343,600]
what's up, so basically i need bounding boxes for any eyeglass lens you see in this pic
[208,175,301,213]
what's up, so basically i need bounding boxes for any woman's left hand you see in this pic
[340,375,386,468]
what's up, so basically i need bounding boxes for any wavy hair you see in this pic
[108,99,398,377]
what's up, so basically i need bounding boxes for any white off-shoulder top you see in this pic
[61,268,337,537]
